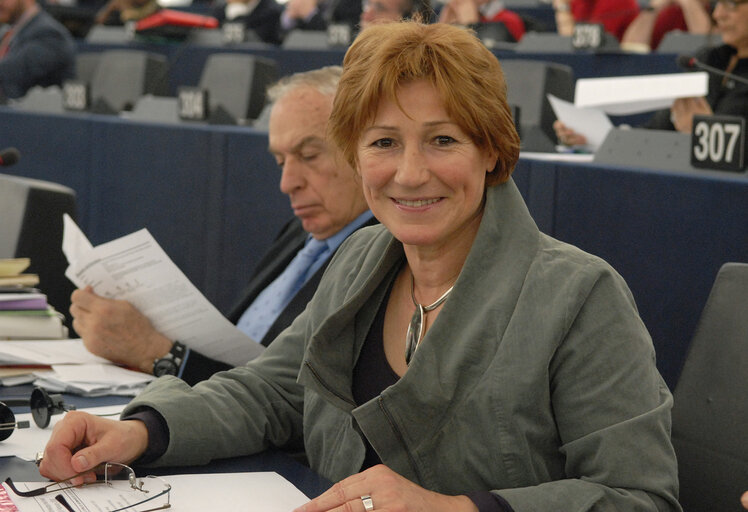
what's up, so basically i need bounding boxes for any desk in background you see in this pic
[2,107,746,389]
[75,40,682,96]
[0,385,332,499]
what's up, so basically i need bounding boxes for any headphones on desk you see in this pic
[0,387,76,441]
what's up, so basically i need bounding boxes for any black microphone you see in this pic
[0,147,20,167]
[677,55,748,86]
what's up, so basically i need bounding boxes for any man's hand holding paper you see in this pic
[62,215,264,371]
[70,286,173,373]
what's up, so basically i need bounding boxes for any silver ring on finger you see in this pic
[361,494,374,511]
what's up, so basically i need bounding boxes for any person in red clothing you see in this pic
[620,0,713,51]
[552,0,639,40]
[438,0,526,41]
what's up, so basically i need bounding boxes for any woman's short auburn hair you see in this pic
[328,21,521,186]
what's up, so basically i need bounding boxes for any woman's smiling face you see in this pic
[357,79,498,252]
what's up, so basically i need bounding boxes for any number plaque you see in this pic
[690,114,745,172]
[178,87,209,121]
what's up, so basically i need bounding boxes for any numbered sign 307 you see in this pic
[690,114,746,172]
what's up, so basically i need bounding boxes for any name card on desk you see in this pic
[327,23,352,47]
[222,21,246,43]
[691,114,746,172]
[177,86,209,121]
[62,80,89,111]
[572,23,603,50]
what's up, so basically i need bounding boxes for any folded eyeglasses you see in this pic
[5,462,171,511]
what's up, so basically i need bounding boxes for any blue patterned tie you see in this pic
[237,238,328,343]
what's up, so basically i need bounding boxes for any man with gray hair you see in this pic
[69,66,374,384]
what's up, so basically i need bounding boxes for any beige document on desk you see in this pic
[4,472,310,511]
[62,215,264,366]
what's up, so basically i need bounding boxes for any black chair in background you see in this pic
[0,173,77,326]
[90,49,169,113]
[198,53,277,123]
[656,30,723,54]
[501,59,574,152]
[75,52,103,85]
[671,262,748,512]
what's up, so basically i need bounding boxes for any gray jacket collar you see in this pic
[298,178,541,415]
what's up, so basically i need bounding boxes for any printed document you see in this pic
[2,472,310,511]
[548,94,613,152]
[62,215,264,366]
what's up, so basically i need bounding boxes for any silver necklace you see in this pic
[405,274,454,365]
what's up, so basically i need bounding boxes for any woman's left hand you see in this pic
[670,96,713,133]
[293,464,478,512]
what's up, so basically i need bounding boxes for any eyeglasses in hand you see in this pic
[5,462,171,511]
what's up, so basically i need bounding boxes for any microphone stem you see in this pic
[694,60,748,87]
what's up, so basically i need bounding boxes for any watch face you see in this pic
[153,358,178,377]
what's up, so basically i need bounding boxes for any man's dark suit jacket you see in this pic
[180,215,378,384]
[0,8,75,99]
[213,0,284,45]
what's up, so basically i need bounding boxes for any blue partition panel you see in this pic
[87,118,222,299]
[213,128,292,313]
[552,163,748,388]
[0,108,94,231]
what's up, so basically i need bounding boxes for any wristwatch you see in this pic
[153,341,187,377]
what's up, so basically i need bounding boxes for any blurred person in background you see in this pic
[438,0,525,41]
[555,0,748,146]
[93,0,158,24]
[213,0,283,43]
[552,0,639,40]
[360,0,430,28]
[0,0,74,99]
[279,0,361,35]
[620,0,713,52]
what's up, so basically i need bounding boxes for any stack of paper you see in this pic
[0,293,67,341]
[33,363,155,397]
[0,339,153,395]
[0,258,39,288]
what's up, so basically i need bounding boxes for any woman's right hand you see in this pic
[741,491,748,509]
[553,120,589,147]
[38,412,149,485]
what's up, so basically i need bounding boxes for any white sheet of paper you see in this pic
[4,472,310,511]
[521,151,596,163]
[62,214,264,366]
[0,404,125,461]
[574,72,709,115]
[547,94,613,152]
[48,364,152,385]
[0,340,108,365]
[30,364,154,397]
